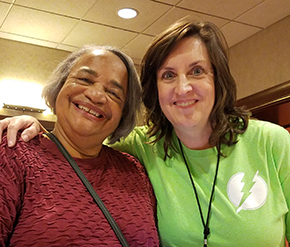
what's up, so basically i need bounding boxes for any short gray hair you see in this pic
[42,45,141,143]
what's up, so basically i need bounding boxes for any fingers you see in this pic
[0,118,11,144]
[6,116,31,147]
[20,121,42,143]
[6,122,19,147]
[0,115,41,147]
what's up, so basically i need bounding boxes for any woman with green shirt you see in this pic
[1,20,290,247]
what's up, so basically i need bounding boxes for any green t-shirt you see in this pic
[111,120,290,246]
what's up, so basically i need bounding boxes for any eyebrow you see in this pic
[189,61,203,67]
[78,67,125,92]
[110,80,125,92]
[159,61,204,71]
[78,67,97,76]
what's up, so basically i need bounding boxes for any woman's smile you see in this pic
[174,99,198,107]
[157,36,215,132]
[75,103,106,119]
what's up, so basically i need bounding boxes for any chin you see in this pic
[173,121,197,129]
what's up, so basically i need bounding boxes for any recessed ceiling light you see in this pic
[118,8,138,19]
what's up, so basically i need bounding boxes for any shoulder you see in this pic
[0,132,53,171]
[125,125,150,141]
[246,119,289,139]
[102,145,142,167]
[240,119,290,158]
[101,145,150,184]
[0,131,40,154]
[109,125,151,155]
[233,119,290,157]
[248,118,286,131]
[0,132,37,193]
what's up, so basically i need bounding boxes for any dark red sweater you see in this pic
[0,133,159,246]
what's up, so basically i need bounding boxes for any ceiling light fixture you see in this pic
[118,8,138,19]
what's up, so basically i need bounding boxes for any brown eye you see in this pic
[105,87,123,102]
[109,90,121,100]
[78,78,92,83]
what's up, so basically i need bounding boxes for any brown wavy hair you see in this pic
[141,20,250,158]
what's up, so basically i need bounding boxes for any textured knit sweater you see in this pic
[0,133,159,247]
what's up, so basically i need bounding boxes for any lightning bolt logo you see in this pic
[237,171,258,212]
[227,171,268,213]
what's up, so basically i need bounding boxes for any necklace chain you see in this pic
[178,139,221,247]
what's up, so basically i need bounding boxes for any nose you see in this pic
[175,75,192,95]
[84,83,107,104]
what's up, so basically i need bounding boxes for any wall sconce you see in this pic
[2,103,45,113]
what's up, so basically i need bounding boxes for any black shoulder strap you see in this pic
[45,132,129,247]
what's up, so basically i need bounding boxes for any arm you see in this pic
[0,115,45,147]
[0,136,25,245]
[273,127,290,243]
[109,126,149,161]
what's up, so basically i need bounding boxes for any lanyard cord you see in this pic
[178,139,221,247]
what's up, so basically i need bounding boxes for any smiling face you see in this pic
[54,50,128,154]
[157,36,215,137]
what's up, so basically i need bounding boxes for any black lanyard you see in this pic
[178,139,221,247]
[45,132,130,247]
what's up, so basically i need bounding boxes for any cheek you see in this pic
[54,83,77,110]
[56,88,68,105]
[60,83,84,100]
[55,89,64,105]
[112,102,125,120]
[157,85,165,109]
[209,81,215,99]
[157,83,169,102]
[157,85,173,117]
[203,82,215,107]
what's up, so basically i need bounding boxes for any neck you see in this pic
[175,124,213,150]
[51,127,103,159]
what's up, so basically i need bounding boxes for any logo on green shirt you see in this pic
[227,171,268,213]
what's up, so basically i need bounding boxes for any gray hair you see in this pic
[42,44,141,143]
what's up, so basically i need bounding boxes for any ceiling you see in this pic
[0,0,290,64]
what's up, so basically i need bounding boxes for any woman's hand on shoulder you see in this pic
[0,115,43,147]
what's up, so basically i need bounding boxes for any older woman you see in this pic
[0,45,159,246]
[1,21,290,247]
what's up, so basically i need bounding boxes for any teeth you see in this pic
[78,105,89,112]
[78,105,102,118]
[89,109,101,117]
[175,101,196,107]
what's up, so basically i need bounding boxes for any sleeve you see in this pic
[0,137,25,246]
[109,126,149,164]
[271,126,290,241]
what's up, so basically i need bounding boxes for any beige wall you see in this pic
[0,39,69,86]
[229,15,290,99]
[0,15,289,112]
[0,39,70,121]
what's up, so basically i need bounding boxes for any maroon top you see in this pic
[0,133,159,247]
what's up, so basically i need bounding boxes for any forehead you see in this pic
[163,36,210,64]
[71,50,127,73]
